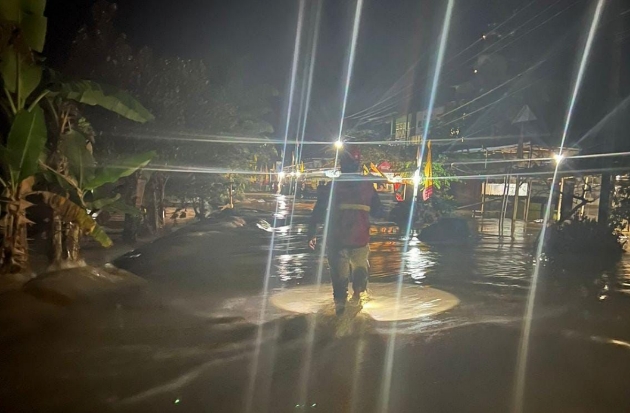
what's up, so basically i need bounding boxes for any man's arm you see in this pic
[307,184,330,240]
[370,188,386,219]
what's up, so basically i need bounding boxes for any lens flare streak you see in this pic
[244,1,306,411]
[512,1,607,412]
[299,0,364,408]
[379,1,454,412]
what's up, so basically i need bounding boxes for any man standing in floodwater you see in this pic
[307,146,384,315]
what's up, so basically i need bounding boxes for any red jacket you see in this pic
[308,176,384,248]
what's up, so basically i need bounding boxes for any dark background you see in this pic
[44,0,630,145]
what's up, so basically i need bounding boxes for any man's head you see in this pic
[339,145,361,173]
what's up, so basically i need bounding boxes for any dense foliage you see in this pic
[541,219,624,257]
[0,0,155,273]
[349,129,457,227]
[64,0,278,224]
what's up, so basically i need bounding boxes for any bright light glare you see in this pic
[412,169,421,186]
[278,171,286,180]
[334,140,344,149]
[553,153,564,163]
[295,171,301,178]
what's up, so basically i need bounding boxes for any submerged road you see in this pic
[2,195,630,412]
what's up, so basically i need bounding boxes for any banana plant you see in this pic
[42,131,155,264]
[0,108,46,273]
[0,0,154,274]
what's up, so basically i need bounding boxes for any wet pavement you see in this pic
[2,195,630,412]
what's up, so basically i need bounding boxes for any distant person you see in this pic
[316,181,326,199]
[299,182,307,199]
[307,146,384,315]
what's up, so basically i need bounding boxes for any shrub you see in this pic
[540,218,623,257]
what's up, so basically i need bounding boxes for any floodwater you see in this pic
[2,196,630,412]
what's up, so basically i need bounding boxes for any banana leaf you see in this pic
[0,46,43,96]
[39,191,112,247]
[101,199,142,217]
[59,130,96,188]
[49,80,154,123]
[85,151,156,190]
[41,167,78,192]
[0,0,47,52]
[86,194,121,211]
[5,107,47,185]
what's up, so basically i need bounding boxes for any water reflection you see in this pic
[238,200,630,337]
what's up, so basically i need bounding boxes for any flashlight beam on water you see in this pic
[512,1,607,412]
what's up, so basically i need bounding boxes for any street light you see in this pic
[553,153,564,164]
[278,171,286,180]
[334,140,344,150]
[295,171,301,178]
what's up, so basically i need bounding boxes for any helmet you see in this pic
[340,144,361,172]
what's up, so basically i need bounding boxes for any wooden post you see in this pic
[557,177,565,222]
[510,133,525,238]
[480,181,487,216]
[511,177,520,238]
[524,142,534,223]
[524,180,532,222]
[499,172,509,237]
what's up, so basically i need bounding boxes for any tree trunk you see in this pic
[122,172,141,244]
[50,214,64,265]
[146,177,159,234]
[157,174,167,229]
[598,173,612,225]
[0,182,32,274]
[192,197,200,219]
[66,223,81,262]
[199,197,207,219]
[1,212,30,274]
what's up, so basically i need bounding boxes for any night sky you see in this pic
[45,0,629,145]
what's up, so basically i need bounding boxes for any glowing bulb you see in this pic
[295,171,301,178]
[553,153,564,164]
[278,171,286,180]
[473,69,478,74]
[482,34,487,40]
[334,140,344,149]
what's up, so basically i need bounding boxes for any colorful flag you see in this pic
[423,140,433,201]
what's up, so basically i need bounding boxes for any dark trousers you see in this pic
[327,245,370,303]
